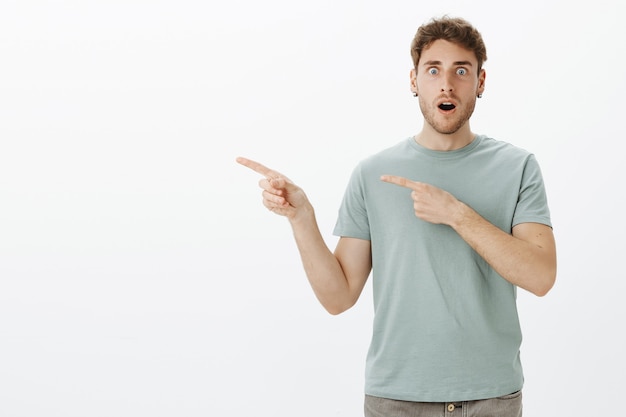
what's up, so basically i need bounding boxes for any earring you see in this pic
[413,92,418,97]
[477,93,482,98]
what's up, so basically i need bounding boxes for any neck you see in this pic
[415,123,475,151]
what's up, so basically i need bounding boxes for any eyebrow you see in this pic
[422,60,473,67]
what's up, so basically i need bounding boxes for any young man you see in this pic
[237,16,556,417]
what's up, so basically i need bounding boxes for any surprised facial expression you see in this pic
[411,40,486,135]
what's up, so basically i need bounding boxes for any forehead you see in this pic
[419,39,478,66]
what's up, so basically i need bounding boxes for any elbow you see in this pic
[324,304,351,316]
[531,269,557,297]
[325,307,346,316]
[532,284,552,297]
[322,299,356,316]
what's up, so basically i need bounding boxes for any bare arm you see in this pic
[237,157,371,314]
[451,206,556,296]
[381,175,557,296]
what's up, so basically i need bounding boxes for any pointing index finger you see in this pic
[380,174,419,190]
[236,157,279,179]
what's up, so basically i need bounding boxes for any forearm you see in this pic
[450,202,557,296]
[235,157,368,313]
[289,208,355,314]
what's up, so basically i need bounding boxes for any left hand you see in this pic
[380,175,463,226]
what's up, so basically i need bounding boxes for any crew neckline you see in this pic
[408,134,484,159]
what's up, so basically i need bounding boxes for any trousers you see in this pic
[364,391,522,417]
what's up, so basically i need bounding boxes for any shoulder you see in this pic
[358,138,414,170]
[475,135,537,166]
[477,135,531,156]
[342,138,413,189]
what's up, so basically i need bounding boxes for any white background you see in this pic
[1,0,624,416]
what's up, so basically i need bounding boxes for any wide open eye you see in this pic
[456,68,467,76]
[428,68,438,75]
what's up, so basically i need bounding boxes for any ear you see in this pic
[410,68,418,96]
[477,68,486,96]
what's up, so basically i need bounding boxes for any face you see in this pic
[410,39,486,135]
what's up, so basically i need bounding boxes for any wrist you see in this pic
[289,203,315,226]
[449,200,470,229]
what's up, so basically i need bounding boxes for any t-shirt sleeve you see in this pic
[333,163,371,240]
[512,154,552,228]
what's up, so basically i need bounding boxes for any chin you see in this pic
[430,120,467,135]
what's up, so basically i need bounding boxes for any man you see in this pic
[237,16,556,417]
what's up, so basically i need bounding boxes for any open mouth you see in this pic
[438,103,456,111]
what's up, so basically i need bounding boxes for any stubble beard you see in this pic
[419,95,477,135]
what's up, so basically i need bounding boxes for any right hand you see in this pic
[236,157,312,221]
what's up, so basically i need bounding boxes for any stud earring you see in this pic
[477,93,482,98]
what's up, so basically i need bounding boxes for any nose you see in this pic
[441,73,454,92]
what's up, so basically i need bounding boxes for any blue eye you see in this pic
[457,68,467,75]
[428,68,438,75]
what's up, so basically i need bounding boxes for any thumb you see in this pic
[269,177,307,206]
[269,177,296,191]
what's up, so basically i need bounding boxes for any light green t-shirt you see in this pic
[333,135,552,402]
